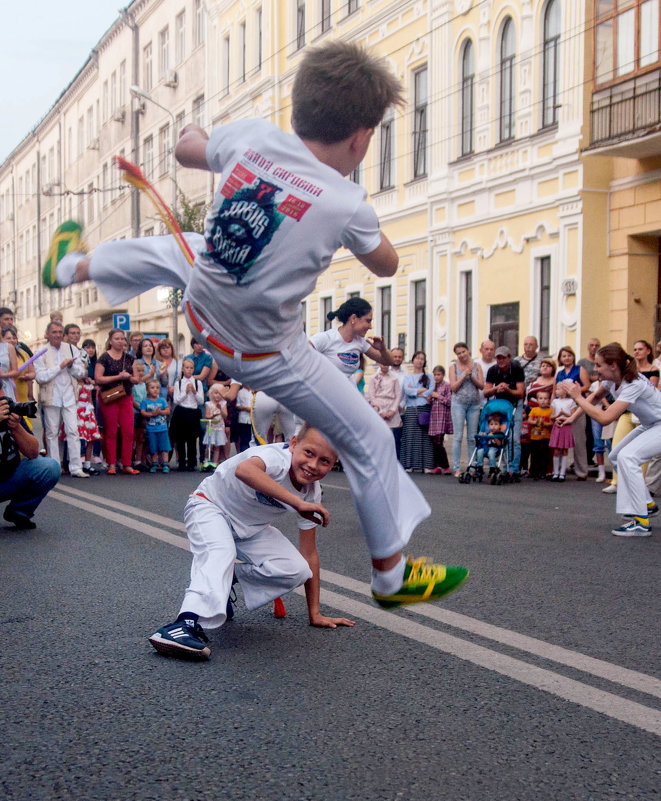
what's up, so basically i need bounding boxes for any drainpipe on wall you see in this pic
[121,6,140,239]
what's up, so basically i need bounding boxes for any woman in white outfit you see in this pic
[561,342,661,537]
[250,391,298,445]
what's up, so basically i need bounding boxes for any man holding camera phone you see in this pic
[0,389,60,529]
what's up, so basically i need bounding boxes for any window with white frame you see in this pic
[296,0,306,50]
[240,21,247,82]
[143,135,154,179]
[193,95,205,128]
[542,0,560,127]
[537,255,551,353]
[159,27,170,79]
[350,164,361,185]
[460,269,473,351]
[460,40,475,156]
[77,117,84,156]
[110,71,117,115]
[176,110,186,135]
[322,296,333,330]
[413,67,428,178]
[256,7,263,69]
[176,12,186,63]
[378,285,392,349]
[194,0,206,46]
[321,0,331,32]
[412,279,426,353]
[159,124,171,176]
[499,18,515,142]
[86,107,94,146]
[223,36,231,94]
[347,0,359,15]
[102,81,109,121]
[87,183,95,222]
[119,61,127,107]
[143,42,153,91]
[379,107,394,190]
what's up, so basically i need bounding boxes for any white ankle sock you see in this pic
[55,251,83,287]
[553,456,560,474]
[598,465,605,478]
[371,556,406,595]
[560,455,567,476]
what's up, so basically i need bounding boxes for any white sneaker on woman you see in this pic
[602,484,617,494]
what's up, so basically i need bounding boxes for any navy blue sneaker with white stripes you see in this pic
[149,619,211,660]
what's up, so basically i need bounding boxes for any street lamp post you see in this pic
[129,85,180,347]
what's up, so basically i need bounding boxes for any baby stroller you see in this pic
[459,399,515,485]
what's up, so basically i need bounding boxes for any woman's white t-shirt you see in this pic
[602,376,661,428]
[309,328,371,378]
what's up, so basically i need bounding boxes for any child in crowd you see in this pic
[171,358,204,471]
[132,360,147,469]
[527,389,553,480]
[60,377,102,474]
[548,383,577,481]
[519,408,531,475]
[140,379,172,473]
[203,384,228,465]
[428,365,452,474]
[43,41,468,607]
[149,424,355,659]
[366,363,402,453]
[474,412,506,476]
[235,384,254,453]
[589,379,611,483]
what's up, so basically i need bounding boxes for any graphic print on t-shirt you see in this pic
[207,155,313,285]
[337,351,360,370]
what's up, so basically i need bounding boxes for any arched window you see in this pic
[542,0,560,127]
[461,40,475,155]
[499,17,515,142]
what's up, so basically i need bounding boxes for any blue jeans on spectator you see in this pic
[0,456,61,520]
[451,401,480,471]
[591,418,610,455]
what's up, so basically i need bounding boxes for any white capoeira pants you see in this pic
[89,234,430,559]
[181,496,312,629]
[251,391,298,445]
[609,422,661,516]
[43,404,83,473]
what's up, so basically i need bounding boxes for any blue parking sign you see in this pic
[113,313,130,331]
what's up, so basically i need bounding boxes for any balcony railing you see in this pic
[591,70,661,148]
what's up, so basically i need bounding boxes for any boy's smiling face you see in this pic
[288,428,337,489]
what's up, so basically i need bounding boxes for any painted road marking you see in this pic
[48,487,661,735]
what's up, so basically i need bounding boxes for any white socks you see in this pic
[553,455,567,477]
[371,555,406,596]
[553,456,560,474]
[55,251,83,288]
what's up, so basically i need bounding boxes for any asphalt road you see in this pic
[1,467,659,801]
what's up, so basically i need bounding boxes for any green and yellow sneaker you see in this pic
[372,557,469,609]
[42,220,85,288]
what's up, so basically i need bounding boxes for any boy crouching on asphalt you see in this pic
[149,424,354,660]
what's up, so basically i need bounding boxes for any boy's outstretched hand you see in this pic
[296,500,330,527]
[309,612,355,629]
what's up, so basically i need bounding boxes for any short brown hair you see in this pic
[292,41,403,144]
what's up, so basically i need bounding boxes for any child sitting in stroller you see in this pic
[460,399,514,484]
[474,412,506,476]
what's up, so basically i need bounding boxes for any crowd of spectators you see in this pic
[363,334,661,486]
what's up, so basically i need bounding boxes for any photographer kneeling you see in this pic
[0,389,60,529]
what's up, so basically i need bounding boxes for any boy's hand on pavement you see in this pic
[309,613,355,629]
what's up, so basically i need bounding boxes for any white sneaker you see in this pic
[595,475,606,483]
[602,484,617,494]
[70,471,90,478]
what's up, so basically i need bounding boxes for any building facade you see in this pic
[0,0,659,364]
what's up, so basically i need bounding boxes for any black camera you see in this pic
[0,398,38,418]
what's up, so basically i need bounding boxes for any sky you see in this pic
[0,1,126,162]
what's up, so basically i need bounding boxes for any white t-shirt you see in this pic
[196,443,321,538]
[551,397,576,419]
[185,118,382,352]
[602,376,661,428]
[236,387,253,424]
[309,328,371,378]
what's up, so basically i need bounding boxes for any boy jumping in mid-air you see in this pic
[149,424,354,659]
[42,40,468,612]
